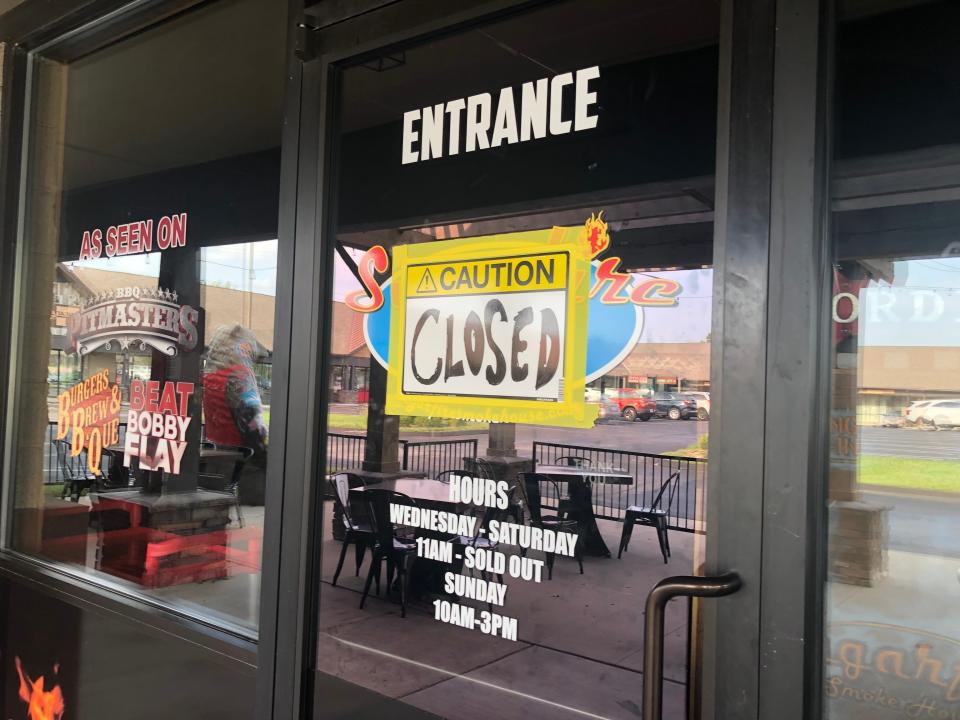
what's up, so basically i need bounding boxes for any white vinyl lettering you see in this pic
[490,87,519,147]
[574,65,600,130]
[400,67,600,163]
[446,98,466,156]
[520,78,548,141]
[549,72,573,136]
[465,93,492,153]
[401,109,421,165]
[420,103,446,161]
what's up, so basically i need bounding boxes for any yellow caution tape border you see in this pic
[386,226,593,428]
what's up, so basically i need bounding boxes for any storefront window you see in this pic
[825,1,960,716]
[4,0,287,636]
[317,1,717,717]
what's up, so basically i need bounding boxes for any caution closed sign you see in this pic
[386,228,593,427]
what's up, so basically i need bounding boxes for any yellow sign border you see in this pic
[386,226,593,428]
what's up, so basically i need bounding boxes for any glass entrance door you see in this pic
[824,2,960,718]
[310,2,721,718]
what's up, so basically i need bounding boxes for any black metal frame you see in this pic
[0,0,837,719]
[762,2,833,718]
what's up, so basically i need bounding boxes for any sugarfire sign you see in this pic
[66,287,199,357]
[386,227,594,427]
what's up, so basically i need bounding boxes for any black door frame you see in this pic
[701,0,832,718]
[277,1,834,719]
[0,0,835,718]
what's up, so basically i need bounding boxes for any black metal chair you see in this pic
[518,473,584,579]
[450,485,517,610]
[328,473,376,588]
[454,484,516,574]
[435,469,471,485]
[55,439,98,502]
[359,488,419,617]
[618,471,680,563]
[198,444,253,528]
[467,458,525,524]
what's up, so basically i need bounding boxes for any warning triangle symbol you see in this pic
[416,268,438,294]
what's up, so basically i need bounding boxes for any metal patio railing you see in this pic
[46,420,706,529]
[401,438,478,475]
[532,441,706,532]
[44,421,480,487]
[326,432,367,472]
[326,433,478,479]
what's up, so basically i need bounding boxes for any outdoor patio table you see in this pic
[534,464,633,558]
[350,477,456,505]
[105,444,246,462]
[101,444,248,490]
[351,478,462,598]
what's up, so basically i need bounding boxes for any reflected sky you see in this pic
[64,239,279,296]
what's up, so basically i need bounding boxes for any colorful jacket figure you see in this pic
[203,324,267,450]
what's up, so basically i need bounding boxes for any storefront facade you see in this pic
[0,1,957,718]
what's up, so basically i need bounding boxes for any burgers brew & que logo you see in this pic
[56,369,121,476]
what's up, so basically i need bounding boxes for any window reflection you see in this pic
[825,2,960,716]
[319,208,713,720]
[6,0,286,636]
[315,2,720,715]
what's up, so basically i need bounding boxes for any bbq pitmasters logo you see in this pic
[67,287,199,356]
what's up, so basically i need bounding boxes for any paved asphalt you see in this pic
[859,425,960,460]
[514,416,708,457]
[861,487,960,558]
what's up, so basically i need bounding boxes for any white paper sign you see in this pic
[402,290,566,401]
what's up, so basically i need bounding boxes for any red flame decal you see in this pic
[15,657,64,720]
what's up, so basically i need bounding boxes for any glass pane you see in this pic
[5,0,288,636]
[825,1,960,716]
[316,1,719,718]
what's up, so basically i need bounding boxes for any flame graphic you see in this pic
[15,657,64,720]
[582,211,610,258]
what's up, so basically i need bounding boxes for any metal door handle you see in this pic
[643,571,742,720]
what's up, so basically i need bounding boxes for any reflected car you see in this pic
[880,412,904,428]
[921,400,960,429]
[593,396,623,424]
[685,391,711,421]
[606,389,656,422]
[653,392,697,420]
[904,400,933,425]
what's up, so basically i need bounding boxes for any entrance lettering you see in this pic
[402,66,600,164]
